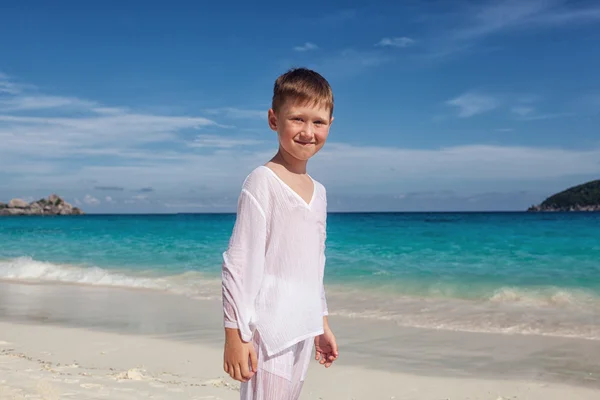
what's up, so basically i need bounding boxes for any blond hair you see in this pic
[272,68,334,117]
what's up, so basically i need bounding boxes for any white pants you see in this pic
[240,331,314,400]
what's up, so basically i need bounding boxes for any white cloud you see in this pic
[311,143,600,186]
[203,107,266,120]
[0,72,220,161]
[121,194,155,205]
[9,141,600,197]
[0,81,20,95]
[512,106,535,116]
[526,4,600,26]
[164,201,211,209]
[311,49,389,78]
[84,194,100,205]
[519,112,574,121]
[0,112,218,159]
[457,1,600,40]
[105,196,114,203]
[294,42,319,52]
[92,107,126,115]
[0,72,22,94]
[446,92,499,117]
[376,37,415,48]
[0,95,95,111]
[188,134,265,149]
[428,1,600,58]
[456,0,556,41]
[3,72,599,212]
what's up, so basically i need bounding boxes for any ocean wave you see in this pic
[0,257,219,299]
[488,286,598,307]
[323,284,600,341]
[328,308,600,341]
[2,256,600,341]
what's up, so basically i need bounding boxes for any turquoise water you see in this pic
[2,212,600,339]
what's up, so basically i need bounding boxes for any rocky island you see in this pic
[0,194,84,216]
[528,179,600,212]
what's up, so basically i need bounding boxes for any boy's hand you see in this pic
[223,328,258,382]
[314,318,338,368]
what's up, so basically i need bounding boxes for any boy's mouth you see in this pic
[294,140,315,145]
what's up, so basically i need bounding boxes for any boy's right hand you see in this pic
[223,328,258,382]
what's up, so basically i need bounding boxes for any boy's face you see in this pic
[268,99,333,162]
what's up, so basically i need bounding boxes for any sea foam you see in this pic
[2,256,600,341]
[0,256,219,299]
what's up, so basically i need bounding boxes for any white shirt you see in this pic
[222,165,328,356]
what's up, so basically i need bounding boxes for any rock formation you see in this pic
[0,194,84,216]
[527,179,600,212]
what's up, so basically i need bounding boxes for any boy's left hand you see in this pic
[314,326,338,368]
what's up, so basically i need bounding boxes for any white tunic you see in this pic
[222,165,328,356]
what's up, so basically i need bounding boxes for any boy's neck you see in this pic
[271,148,308,175]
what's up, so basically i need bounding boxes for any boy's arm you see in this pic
[221,188,267,343]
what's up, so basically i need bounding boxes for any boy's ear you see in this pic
[268,109,278,131]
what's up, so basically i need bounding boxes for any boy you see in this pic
[221,67,338,399]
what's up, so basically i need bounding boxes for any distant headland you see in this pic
[528,179,600,212]
[0,194,84,216]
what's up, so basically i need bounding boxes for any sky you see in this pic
[1,0,599,213]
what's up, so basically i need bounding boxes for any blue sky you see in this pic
[1,0,599,212]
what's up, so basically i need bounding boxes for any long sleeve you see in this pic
[221,188,267,342]
[320,242,328,316]
[320,199,328,317]
[321,279,328,316]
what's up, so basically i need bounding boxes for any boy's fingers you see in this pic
[323,353,336,367]
[240,361,252,381]
[234,364,243,382]
[250,347,259,372]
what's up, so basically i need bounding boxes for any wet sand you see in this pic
[1,280,599,399]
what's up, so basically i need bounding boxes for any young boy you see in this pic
[221,67,338,399]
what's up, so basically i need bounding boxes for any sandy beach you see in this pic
[1,280,599,399]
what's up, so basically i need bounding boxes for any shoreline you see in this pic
[2,258,599,343]
[1,280,599,398]
[2,320,599,400]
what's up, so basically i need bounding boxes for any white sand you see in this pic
[0,281,599,399]
[0,321,598,400]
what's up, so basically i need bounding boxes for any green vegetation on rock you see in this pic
[528,180,600,212]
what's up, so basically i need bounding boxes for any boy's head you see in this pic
[268,68,334,162]
[271,68,334,118]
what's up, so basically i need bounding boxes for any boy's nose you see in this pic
[300,123,314,136]
[298,130,314,141]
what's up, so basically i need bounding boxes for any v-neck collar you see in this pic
[261,165,316,208]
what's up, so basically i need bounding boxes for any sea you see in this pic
[1,212,599,340]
